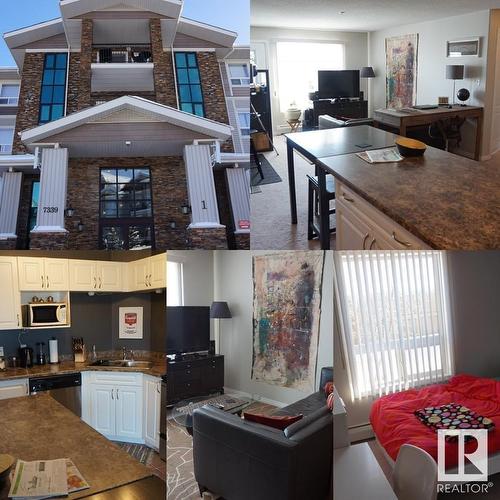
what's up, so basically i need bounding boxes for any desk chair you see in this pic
[307,174,336,241]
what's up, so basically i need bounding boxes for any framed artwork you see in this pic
[119,307,143,339]
[385,34,419,108]
[447,38,480,57]
[251,251,325,392]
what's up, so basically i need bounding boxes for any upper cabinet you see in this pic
[18,257,69,291]
[129,254,166,291]
[69,260,123,292]
[0,257,21,329]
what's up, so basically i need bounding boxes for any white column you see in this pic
[32,148,69,233]
[0,172,22,239]
[226,167,250,233]
[184,144,224,229]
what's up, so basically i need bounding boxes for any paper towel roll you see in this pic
[49,339,59,364]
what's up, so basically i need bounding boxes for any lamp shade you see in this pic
[210,301,232,319]
[446,65,464,80]
[360,66,375,78]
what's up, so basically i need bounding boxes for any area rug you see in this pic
[251,155,282,187]
[114,441,165,481]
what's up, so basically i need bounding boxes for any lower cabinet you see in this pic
[0,378,29,400]
[82,371,159,446]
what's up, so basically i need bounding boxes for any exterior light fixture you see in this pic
[181,204,191,215]
[77,220,85,232]
[65,206,75,217]
[170,221,176,229]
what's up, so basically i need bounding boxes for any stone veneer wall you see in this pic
[234,233,250,250]
[150,19,177,108]
[29,232,69,250]
[67,53,81,115]
[65,157,192,250]
[78,19,93,111]
[12,53,45,153]
[187,227,228,250]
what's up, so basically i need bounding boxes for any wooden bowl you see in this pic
[0,454,15,481]
[395,137,427,157]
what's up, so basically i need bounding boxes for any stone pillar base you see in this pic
[0,239,18,250]
[29,232,69,250]
[187,227,228,250]
[234,232,250,250]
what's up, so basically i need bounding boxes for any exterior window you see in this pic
[228,63,250,86]
[28,180,40,232]
[0,84,20,105]
[174,52,205,117]
[39,53,68,124]
[0,127,14,154]
[99,167,154,250]
[238,112,250,136]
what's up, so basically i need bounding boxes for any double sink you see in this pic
[90,359,154,369]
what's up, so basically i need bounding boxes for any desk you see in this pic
[373,105,483,160]
[285,126,398,249]
[334,443,397,500]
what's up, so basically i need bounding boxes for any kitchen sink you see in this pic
[90,359,154,369]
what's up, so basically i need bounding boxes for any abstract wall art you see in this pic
[386,34,419,108]
[252,251,325,392]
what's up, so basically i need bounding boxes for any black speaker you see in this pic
[209,340,216,355]
[359,91,364,101]
[304,108,315,128]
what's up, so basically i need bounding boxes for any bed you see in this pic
[370,374,500,475]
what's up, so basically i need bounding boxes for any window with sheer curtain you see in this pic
[167,261,184,306]
[276,41,344,112]
[335,251,454,401]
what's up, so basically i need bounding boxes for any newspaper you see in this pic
[356,148,404,164]
[8,459,89,499]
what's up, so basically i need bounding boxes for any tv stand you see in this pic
[311,99,368,127]
[166,354,224,405]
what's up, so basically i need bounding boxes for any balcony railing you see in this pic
[93,46,153,64]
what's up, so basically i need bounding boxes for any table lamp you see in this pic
[446,65,464,106]
[210,301,232,354]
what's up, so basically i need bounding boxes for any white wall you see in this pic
[251,27,368,135]
[369,10,491,157]
[214,250,334,406]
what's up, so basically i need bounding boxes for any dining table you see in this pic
[285,125,398,249]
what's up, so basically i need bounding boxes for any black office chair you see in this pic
[307,174,336,241]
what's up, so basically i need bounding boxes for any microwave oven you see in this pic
[22,303,68,327]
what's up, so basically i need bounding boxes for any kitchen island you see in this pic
[0,394,162,499]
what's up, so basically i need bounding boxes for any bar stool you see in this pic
[307,174,336,241]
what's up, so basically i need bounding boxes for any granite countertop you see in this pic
[0,358,165,382]
[0,394,152,499]
[319,146,500,249]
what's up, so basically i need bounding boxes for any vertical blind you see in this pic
[335,251,454,401]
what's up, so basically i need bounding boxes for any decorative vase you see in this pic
[285,104,301,121]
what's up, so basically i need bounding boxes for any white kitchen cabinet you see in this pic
[149,253,166,289]
[0,257,21,330]
[0,378,29,400]
[144,375,161,450]
[129,255,166,291]
[83,371,143,443]
[18,257,69,291]
[69,260,123,292]
[335,181,430,251]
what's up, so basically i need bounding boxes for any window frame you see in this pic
[227,62,251,86]
[38,53,68,125]
[0,83,20,106]
[98,167,156,250]
[0,126,14,154]
[237,111,250,136]
[174,51,206,118]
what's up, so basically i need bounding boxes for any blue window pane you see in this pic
[54,70,66,85]
[52,105,64,120]
[188,68,200,84]
[43,70,54,85]
[190,85,202,102]
[175,52,187,68]
[56,53,67,69]
[41,86,53,104]
[40,106,51,122]
[187,53,197,67]
[177,69,189,84]
[52,86,65,104]
[179,85,191,103]
[194,104,204,117]
[181,103,193,113]
[45,54,55,69]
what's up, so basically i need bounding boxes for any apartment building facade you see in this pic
[0,0,250,251]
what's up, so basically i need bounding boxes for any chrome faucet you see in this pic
[121,347,134,361]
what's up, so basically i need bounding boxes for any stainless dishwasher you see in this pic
[29,373,82,417]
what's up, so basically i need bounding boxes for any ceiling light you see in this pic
[339,11,346,15]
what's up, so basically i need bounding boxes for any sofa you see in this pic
[192,367,333,500]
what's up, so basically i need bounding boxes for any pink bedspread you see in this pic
[370,374,500,468]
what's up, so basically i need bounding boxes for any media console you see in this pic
[165,354,224,405]
[311,99,368,127]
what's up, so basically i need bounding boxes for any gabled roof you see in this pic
[20,95,232,144]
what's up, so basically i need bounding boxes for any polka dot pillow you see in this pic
[414,403,495,441]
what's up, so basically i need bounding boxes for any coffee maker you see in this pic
[19,346,33,368]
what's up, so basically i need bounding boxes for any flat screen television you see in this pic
[318,70,360,99]
[167,306,210,355]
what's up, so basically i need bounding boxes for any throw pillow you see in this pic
[324,381,334,396]
[327,392,334,411]
[243,412,303,430]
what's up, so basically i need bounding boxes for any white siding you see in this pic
[226,168,250,233]
[184,145,223,228]
[33,148,68,232]
[0,172,22,237]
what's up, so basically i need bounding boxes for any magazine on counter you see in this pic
[8,458,89,499]
[356,148,404,164]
